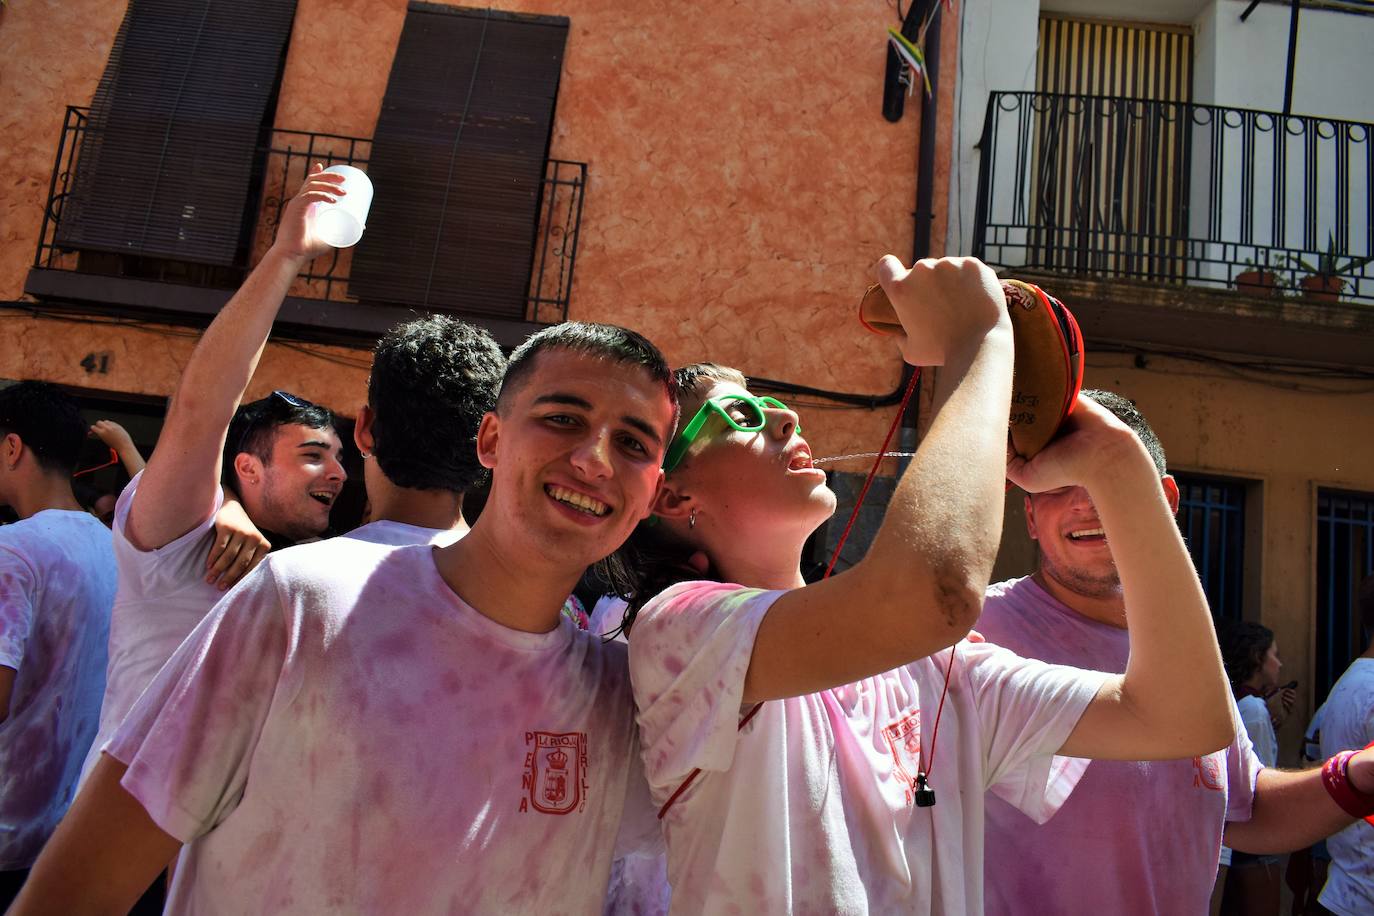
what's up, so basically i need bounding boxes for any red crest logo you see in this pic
[883,710,923,805]
[1192,752,1225,792]
[522,731,588,815]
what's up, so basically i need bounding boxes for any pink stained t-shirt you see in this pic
[82,470,226,784]
[83,476,469,786]
[977,576,1263,916]
[628,581,1110,915]
[107,537,646,915]
[0,510,115,868]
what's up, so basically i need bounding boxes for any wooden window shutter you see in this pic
[349,3,570,319]
[56,0,297,266]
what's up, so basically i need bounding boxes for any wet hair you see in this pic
[222,392,335,488]
[1359,573,1374,645]
[1216,619,1275,688]
[368,315,506,492]
[0,380,87,475]
[496,322,679,427]
[594,363,750,633]
[1083,389,1167,476]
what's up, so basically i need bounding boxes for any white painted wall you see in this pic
[947,0,1039,259]
[950,0,1373,271]
[1193,0,1374,120]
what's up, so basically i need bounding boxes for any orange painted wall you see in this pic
[0,0,946,458]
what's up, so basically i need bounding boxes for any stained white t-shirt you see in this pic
[84,471,465,784]
[107,537,644,914]
[1318,658,1374,916]
[0,509,116,868]
[976,576,1263,913]
[628,581,1110,915]
[1236,694,1278,767]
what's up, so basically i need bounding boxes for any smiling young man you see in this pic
[978,389,1374,916]
[14,322,677,915]
[77,167,348,791]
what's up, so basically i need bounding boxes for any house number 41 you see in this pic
[80,352,112,375]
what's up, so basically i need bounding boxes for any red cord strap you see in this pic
[657,368,924,820]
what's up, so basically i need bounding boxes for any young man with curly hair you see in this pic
[346,313,506,545]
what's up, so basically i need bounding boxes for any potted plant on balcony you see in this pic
[1234,252,1285,298]
[1288,234,1374,302]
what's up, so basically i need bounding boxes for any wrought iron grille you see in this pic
[1175,473,1247,622]
[973,92,1374,304]
[1316,489,1374,702]
[34,106,585,324]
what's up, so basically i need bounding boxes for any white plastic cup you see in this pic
[311,165,373,248]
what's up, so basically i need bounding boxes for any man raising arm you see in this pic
[80,167,346,789]
[979,390,1373,915]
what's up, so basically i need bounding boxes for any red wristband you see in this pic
[1367,740,1374,827]
[1322,749,1374,820]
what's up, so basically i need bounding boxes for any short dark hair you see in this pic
[1083,389,1167,476]
[223,392,335,486]
[0,381,87,475]
[1216,619,1274,688]
[496,322,679,426]
[368,315,506,492]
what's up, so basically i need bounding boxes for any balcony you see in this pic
[971,91,1374,368]
[973,91,1373,302]
[27,106,587,347]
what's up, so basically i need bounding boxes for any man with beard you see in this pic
[978,389,1374,915]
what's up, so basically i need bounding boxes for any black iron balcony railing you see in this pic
[972,91,1374,304]
[34,106,586,327]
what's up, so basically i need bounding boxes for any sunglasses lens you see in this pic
[718,397,765,430]
[272,390,309,409]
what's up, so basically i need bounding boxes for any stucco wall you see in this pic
[0,0,951,460]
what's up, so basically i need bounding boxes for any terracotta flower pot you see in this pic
[1235,270,1281,297]
[1300,274,1345,302]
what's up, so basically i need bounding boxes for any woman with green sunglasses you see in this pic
[604,256,1109,913]
[608,255,1233,916]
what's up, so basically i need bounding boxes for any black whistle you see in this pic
[914,772,936,808]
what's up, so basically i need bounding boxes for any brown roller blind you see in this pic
[1032,16,1194,280]
[56,0,297,266]
[349,3,569,319]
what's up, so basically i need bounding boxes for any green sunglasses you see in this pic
[662,394,799,473]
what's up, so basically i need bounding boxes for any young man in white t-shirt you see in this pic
[81,166,352,788]
[977,390,1374,916]
[14,322,678,914]
[0,382,117,907]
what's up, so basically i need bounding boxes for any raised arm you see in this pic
[9,754,181,916]
[123,166,343,551]
[743,256,1013,703]
[1224,747,1374,853]
[90,420,147,477]
[1025,398,1235,760]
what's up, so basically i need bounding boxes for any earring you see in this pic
[689,508,697,530]
[360,451,373,459]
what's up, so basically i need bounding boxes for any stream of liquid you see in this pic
[812,451,917,465]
